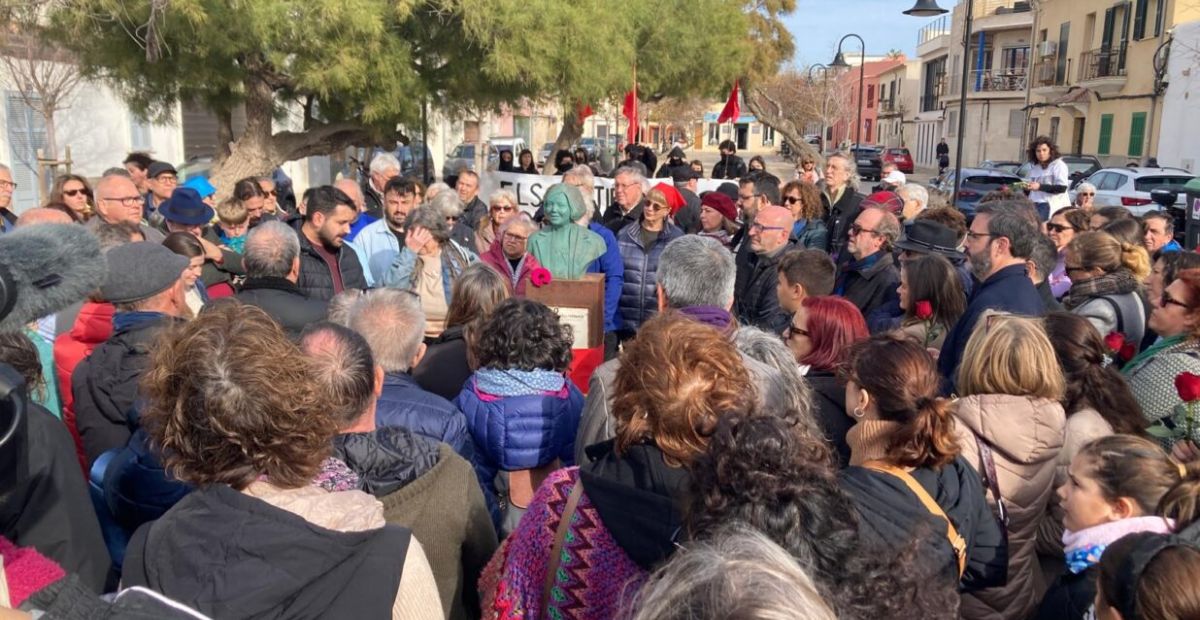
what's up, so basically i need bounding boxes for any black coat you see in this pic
[123,484,411,619]
[805,371,854,468]
[73,314,178,467]
[362,180,384,220]
[712,154,747,180]
[734,241,796,333]
[291,219,368,302]
[602,199,643,236]
[674,187,702,234]
[199,227,245,289]
[822,187,864,262]
[1,402,110,592]
[332,427,441,497]
[840,457,1008,591]
[412,325,473,402]
[1034,566,1095,620]
[462,196,488,231]
[235,276,329,339]
[837,251,901,322]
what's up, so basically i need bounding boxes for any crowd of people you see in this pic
[4,133,1200,620]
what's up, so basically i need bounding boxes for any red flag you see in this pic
[717,80,741,124]
[622,90,638,144]
[577,103,594,121]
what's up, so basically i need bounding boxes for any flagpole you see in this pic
[632,61,638,145]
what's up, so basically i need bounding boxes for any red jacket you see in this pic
[54,301,114,473]
[481,240,541,297]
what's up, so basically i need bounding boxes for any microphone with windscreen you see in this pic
[0,223,106,333]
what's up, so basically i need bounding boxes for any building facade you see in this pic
[915,16,952,168]
[829,57,906,148]
[1027,0,1200,167]
[876,61,921,149]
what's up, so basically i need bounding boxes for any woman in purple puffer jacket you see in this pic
[455,298,583,535]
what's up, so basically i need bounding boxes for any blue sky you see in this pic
[782,0,952,67]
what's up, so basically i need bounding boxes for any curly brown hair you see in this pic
[782,180,825,221]
[140,303,338,490]
[613,312,755,466]
[474,298,573,372]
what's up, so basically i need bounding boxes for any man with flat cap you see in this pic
[73,241,191,467]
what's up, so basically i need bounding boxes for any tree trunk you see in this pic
[743,83,818,162]
[553,107,583,152]
[41,105,57,162]
[215,106,234,164]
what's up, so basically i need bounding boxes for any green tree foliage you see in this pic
[45,0,788,187]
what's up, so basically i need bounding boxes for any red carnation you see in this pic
[530,267,553,288]
[1119,342,1137,363]
[1104,331,1126,353]
[914,300,934,321]
[1176,372,1200,403]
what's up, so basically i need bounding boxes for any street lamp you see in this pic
[807,63,830,154]
[904,0,971,200]
[830,34,866,152]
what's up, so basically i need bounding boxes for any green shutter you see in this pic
[1098,114,1114,155]
[1134,0,1148,39]
[1129,112,1147,157]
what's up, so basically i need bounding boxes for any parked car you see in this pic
[881,147,914,174]
[577,137,602,159]
[979,160,1023,175]
[376,141,435,184]
[443,142,499,181]
[849,146,884,181]
[538,142,555,166]
[930,167,1023,220]
[490,136,528,159]
[1017,154,1102,189]
[1077,167,1195,217]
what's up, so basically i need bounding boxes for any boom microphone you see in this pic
[0,223,105,333]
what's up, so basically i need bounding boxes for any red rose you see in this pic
[1119,342,1137,362]
[1104,331,1126,353]
[530,267,553,288]
[1176,372,1200,402]
[914,300,934,321]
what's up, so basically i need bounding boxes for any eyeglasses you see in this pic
[1046,223,1075,233]
[783,196,802,205]
[644,202,670,213]
[965,230,996,241]
[62,188,91,197]
[784,323,810,339]
[1162,291,1192,310]
[264,190,277,197]
[491,204,515,213]
[750,223,787,234]
[155,176,178,185]
[848,223,878,236]
[0,180,17,190]
[1078,192,1095,197]
[99,195,143,207]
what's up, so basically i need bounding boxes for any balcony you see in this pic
[1079,43,1128,95]
[1032,56,1071,98]
[920,95,945,113]
[969,69,1027,93]
[878,99,903,117]
[917,16,951,57]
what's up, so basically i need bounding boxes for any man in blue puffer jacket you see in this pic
[348,289,477,464]
[454,299,584,534]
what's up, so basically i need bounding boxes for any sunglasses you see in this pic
[63,188,91,197]
[1078,192,1095,197]
[1162,291,1192,310]
[849,223,877,236]
[644,202,670,213]
[264,190,277,197]
[783,196,802,205]
[784,323,810,339]
[1046,223,1076,233]
[491,204,515,213]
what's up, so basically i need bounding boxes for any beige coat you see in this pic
[245,482,445,620]
[900,320,949,352]
[952,394,1066,620]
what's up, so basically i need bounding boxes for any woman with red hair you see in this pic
[784,295,869,466]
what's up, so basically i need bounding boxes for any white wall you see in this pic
[1156,20,1200,172]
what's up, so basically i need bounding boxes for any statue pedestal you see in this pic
[526,273,605,392]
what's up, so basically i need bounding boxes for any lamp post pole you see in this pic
[807,64,830,153]
[831,34,866,151]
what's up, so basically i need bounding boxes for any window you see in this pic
[1008,109,1025,138]
[947,109,958,136]
[1098,113,1114,155]
[867,85,875,108]
[1129,111,1147,157]
[1134,175,1193,192]
[6,92,46,212]
[130,114,152,151]
[1154,0,1165,36]
[1134,0,1148,39]
[1028,117,1040,144]
[1050,117,1061,146]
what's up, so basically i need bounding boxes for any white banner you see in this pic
[478,170,738,216]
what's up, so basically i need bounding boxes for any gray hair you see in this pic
[827,152,860,190]
[406,203,451,243]
[369,152,401,175]
[500,212,536,237]
[563,164,596,189]
[613,165,650,193]
[976,201,1039,259]
[626,525,836,620]
[863,206,901,250]
[896,183,929,210]
[425,182,451,199]
[347,288,426,373]
[243,220,300,278]
[326,289,365,327]
[1028,234,1057,284]
[656,236,736,308]
[488,189,518,209]
[733,326,819,438]
[428,187,464,218]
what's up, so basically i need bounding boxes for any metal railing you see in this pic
[967,69,1027,92]
[1080,43,1128,81]
[920,95,945,112]
[918,16,950,46]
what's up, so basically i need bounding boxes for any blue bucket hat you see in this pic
[181,176,216,199]
[158,187,215,226]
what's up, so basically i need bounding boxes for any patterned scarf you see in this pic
[1063,516,1174,574]
[1062,269,1140,310]
[476,367,567,397]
